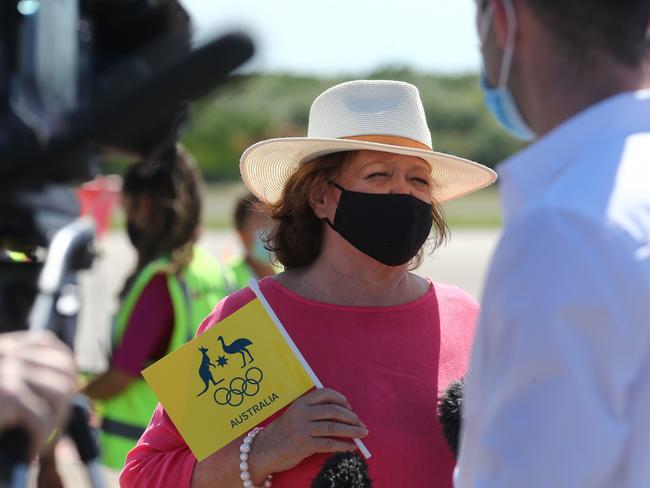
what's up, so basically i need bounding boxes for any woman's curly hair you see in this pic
[265,151,448,270]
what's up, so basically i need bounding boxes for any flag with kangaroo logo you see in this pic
[142,280,317,461]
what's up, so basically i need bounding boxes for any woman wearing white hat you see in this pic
[121,80,496,488]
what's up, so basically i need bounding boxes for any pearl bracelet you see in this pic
[239,427,272,488]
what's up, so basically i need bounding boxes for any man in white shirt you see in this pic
[455,1,650,487]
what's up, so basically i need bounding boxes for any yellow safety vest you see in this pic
[99,246,228,469]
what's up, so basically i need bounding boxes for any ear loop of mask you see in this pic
[322,180,344,230]
[479,0,517,89]
[328,181,345,192]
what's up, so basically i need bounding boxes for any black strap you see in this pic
[101,418,145,440]
[327,180,345,192]
[323,180,343,231]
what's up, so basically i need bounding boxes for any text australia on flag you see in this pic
[142,297,316,461]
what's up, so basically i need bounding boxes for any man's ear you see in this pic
[308,180,332,220]
[490,0,514,50]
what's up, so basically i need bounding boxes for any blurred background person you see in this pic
[225,192,277,291]
[80,144,230,472]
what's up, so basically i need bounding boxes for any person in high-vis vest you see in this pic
[81,144,230,471]
[223,192,277,292]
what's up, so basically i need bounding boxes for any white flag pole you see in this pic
[249,279,372,460]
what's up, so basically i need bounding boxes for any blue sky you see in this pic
[180,0,481,76]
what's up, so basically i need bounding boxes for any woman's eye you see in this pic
[367,172,389,180]
[412,177,431,187]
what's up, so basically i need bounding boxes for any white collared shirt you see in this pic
[455,90,650,488]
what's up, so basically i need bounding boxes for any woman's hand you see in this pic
[249,388,369,481]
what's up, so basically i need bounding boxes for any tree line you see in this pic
[132,69,525,181]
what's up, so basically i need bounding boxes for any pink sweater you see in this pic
[121,277,478,487]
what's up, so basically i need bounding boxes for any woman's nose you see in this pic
[389,176,412,195]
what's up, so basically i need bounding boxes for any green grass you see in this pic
[442,186,502,228]
[203,182,503,230]
[202,182,250,229]
[107,183,502,230]
[109,181,249,230]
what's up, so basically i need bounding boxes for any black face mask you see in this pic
[126,221,144,249]
[325,183,433,266]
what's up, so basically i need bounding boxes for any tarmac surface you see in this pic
[42,227,501,486]
[75,228,500,372]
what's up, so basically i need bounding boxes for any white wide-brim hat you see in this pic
[241,80,497,205]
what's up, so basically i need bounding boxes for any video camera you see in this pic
[0,1,253,484]
[0,0,253,330]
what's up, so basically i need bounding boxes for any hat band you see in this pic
[343,134,432,151]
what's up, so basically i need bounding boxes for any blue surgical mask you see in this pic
[480,72,535,141]
[479,0,536,141]
[251,229,271,264]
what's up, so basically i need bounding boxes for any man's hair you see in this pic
[524,0,650,66]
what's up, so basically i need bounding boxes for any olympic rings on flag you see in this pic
[213,367,264,407]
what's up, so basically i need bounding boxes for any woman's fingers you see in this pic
[310,420,369,439]
[252,387,370,476]
[311,436,358,454]
[303,388,351,409]
[308,404,364,427]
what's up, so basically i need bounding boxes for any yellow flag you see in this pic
[142,294,315,461]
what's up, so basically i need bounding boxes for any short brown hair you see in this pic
[524,0,650,67]
[265,151,448,269]
[234,192,261,231]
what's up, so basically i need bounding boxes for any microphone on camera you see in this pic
[437,377,465,458]
[311,452,372,488]
[309,377,465,487]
